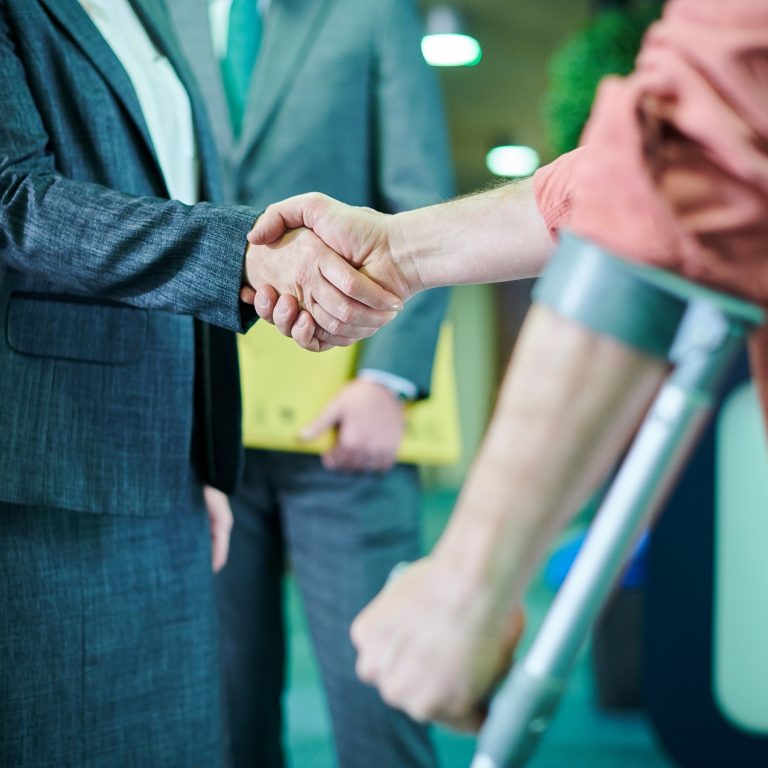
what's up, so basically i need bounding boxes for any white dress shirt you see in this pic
[78,0,199,205]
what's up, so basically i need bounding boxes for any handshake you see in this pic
[242,193,424,351]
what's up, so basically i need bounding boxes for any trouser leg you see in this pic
[217,450,286,768]
[274,454,438,768]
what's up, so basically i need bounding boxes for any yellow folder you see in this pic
[239,320,461,465]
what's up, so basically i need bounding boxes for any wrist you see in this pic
[385,212,424,298]
[353,380,408,420]
[431,517,527,622]
[433,441,549,610]
[243,241,264,291]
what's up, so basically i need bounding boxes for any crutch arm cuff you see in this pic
[533,233,692,360]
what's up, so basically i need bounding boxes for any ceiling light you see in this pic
[485,145,541,177]
[422,7,482,67]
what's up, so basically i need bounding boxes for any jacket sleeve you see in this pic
[0,10,256,334]
[356,0,455,398]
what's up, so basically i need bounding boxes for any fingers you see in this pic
[355,614,405,688]
[322,445,392,472]
[312,274,398,327]
[248,192,332,245]
[290,310,320,351]
[240,285,257,305]
[302,400,392,471]
[300,399,342,442]
[210,518,231,573]
[249,285,279,323]
[252,289,353,351]
[203,486,233,573]
[312,325,370,348]
[254,285,384,348]
[307,297,381,342]
[264,286,388,351]
[267,297,320,351]
[319,251,402,312]
[271,293,301,335]
[252,291,319,351]
[349,559,521,730]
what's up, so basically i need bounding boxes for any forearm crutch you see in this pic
[472,235,764,768]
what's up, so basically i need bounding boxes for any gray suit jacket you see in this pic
[167,0,454,396]
[0,0,259,514]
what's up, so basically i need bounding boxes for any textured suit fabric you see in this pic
[0,0,257,514]
[0,489,221,768]
[0,0,260,763]
[165,0,453,766]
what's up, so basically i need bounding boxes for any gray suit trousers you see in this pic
[217,450,437,768]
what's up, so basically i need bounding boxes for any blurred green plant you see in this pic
[544,0,664,156]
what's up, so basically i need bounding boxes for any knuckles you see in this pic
[334,271,357,298]
[336,301,360,325]
[326,317,345,337]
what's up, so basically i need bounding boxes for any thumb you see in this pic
[248,193,331,245]
[240,285,257,305]
[300,397,343,441]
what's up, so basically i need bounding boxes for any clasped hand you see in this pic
[242,194,421,350]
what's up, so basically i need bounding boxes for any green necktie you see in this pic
[221,0,262,138]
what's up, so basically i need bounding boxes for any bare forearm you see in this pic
[389,177,553,292]
[433,305,667,607]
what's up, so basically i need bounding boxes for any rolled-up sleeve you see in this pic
[533,0,768,421]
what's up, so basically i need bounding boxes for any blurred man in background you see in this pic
[167,1,453,765]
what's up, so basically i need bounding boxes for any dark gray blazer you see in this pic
[0,0,258,514]
[167,0,454,396]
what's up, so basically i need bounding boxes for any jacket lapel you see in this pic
[163,0,235,166]
[236,0,331,163]
[39,0,162,176]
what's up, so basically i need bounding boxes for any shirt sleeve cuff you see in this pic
[533,146,586,240]
[357,369,419,401]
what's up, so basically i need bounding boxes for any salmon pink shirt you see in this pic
[534,0,768,421]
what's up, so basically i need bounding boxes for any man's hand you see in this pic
[300,378,406,472]
[243,225,404,351]
[204,485,233,573]
[350,556,525,731]
[245,195,424,347]
[351,304,663,731]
